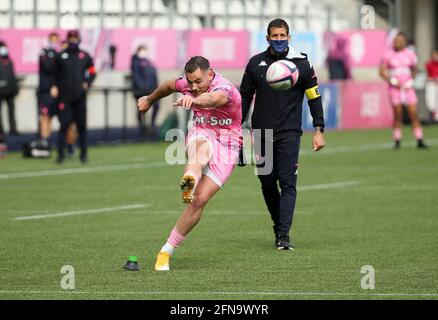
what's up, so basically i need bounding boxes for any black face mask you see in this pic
[68,41,80,50]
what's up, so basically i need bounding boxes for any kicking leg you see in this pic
[155,176,220,271]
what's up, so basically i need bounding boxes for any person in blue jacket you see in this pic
[131,45,160,136]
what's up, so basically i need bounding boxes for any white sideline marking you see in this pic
[144,210,311,216]
[1,138,438,181]
[10,181,357,220]
[0,161,168,180]
[13,204,149,221]
[0,290,437,297]
[299,181,359,191]
[300,138,438,156]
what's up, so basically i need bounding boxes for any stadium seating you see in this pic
[0,0,352,31]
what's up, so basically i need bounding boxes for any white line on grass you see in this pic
[299,180,359,191]
[300,138,438,156]
[10,181,357,220]
[144,210,312,215]
[0,161,168,180]
[0,290,437,298]
[2,138,438,181]
[12,204,149,221]
[141,181,359,215]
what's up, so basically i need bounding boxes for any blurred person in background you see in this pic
[131,45,160,137]
[407,38,417,54]
[37,32,76,154]
[0,41,19,136]
[109,44,117,70]
[51,30,96,164]
[60,40,69,51]
[425,49,438,123]
[379,32,427,149]
[326,36,351,80]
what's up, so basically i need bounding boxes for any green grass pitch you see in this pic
[1,126,437,300]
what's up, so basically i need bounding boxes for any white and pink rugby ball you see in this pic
[266,60,299,91]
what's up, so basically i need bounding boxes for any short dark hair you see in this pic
[136,44,147,53]
[184,56,210,73]
[67,30,80,40]
[396,32,407,40]
[267,19,289,36]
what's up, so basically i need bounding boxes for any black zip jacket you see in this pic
[55,47,96,102]
[38,47,57,93]
[0,56,18,97]
[240,47,325,137]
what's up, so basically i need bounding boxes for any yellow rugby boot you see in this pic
[154,251,170,271]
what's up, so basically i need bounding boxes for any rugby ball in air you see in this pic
[266,60,299,91]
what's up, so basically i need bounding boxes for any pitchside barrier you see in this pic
[3,80,428,143]
[303,81,429,131]
[1,80,431,155]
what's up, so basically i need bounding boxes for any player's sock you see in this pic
[393,128,402,141]
[414,127,424,140]
[393,128,402,149]
[162,227,186,255]
[155,228,185,271]
[161,242,176,255]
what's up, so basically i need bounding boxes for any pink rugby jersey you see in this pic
[175,73,242,148]
[382,48,417,86]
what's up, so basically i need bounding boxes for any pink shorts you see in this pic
[186,128,239,188]
[389,87,418,106]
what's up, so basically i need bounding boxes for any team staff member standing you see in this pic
[38,32,76,153]
[0,41,19,135]
[38,32,60,147]
[51,30,96,163]
[240,19,325,250]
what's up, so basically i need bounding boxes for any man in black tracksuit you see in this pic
[37,32,60,147]
[0,41,19,136]
[52,30,96,163]
[240,19,325,250]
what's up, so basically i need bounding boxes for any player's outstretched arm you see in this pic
[138,79,177,113]
[173,91,228,110]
